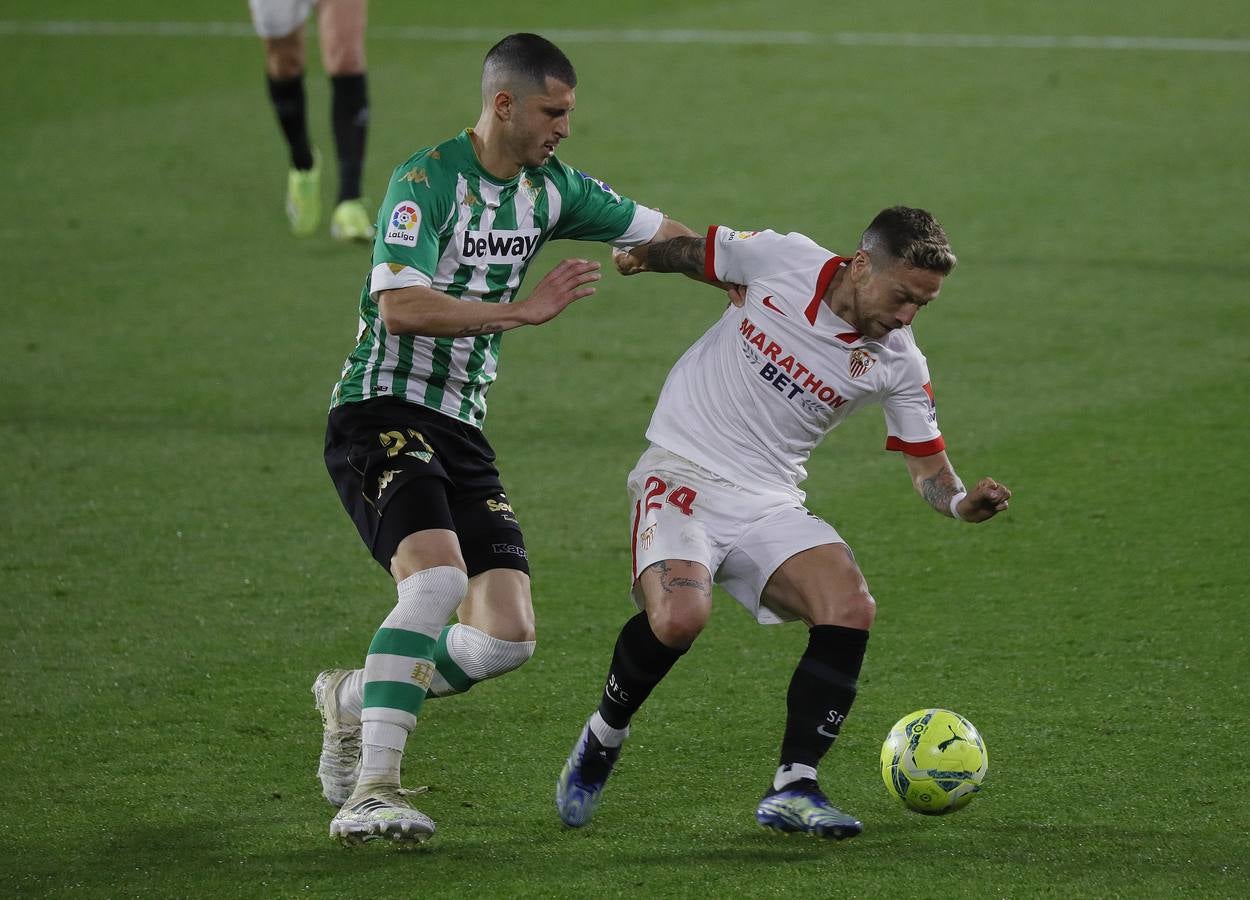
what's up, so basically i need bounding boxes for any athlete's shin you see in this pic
[359,566,468,783]
[595,612,688,732]
[778,625,870,775]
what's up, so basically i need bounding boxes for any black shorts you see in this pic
[324,397,529,576]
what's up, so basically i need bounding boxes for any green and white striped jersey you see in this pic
[330,129,663,425]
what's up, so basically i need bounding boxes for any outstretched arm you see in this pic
[904,450,1011,523]
[613,235,707,279]
[377,259,601,337]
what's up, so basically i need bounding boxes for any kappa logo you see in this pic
[760,295,788,317]
[459,228,541,264]
[849,347,877,379]
[384,201,420,247]
[639,524,656,550]
[400,168,429,187]
[376,469,400,499]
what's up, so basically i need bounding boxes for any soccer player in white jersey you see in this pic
[556,206,1012,838]
[316,34,708,844]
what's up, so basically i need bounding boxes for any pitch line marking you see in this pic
[0,20,1248,53]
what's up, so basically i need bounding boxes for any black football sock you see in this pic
[330,73,369,202]
[596,612,688,730]
[778,624,870,773]
[266,74,314,171]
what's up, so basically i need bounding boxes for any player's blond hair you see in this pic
[860,206,957,274]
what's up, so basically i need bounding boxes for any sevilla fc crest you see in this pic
[849,348,877,379]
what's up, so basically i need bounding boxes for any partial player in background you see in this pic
[248,0,374,240]
[315,33,717,846]
[556,207,1012,838]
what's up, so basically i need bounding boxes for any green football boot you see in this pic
[286,151,321,237]
[330,198,376,242]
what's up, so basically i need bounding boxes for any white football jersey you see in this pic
[645,226,945,497]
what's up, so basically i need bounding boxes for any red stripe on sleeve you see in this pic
[704,224,720,283]
[804,255,845,325]
[885,435,947,457]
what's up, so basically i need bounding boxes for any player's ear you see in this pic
[851,249,872,282]
[492,90,514,121]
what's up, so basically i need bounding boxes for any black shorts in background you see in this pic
[324,397,529,576]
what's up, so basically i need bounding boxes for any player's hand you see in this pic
[517,259,601,325]
[725,284,747,307]
[957,477,1012,523]
[612,247,647,276]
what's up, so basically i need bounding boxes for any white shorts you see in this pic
[248,0,317,39]
[627,444,846,625]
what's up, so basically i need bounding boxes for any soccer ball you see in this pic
[880,708,988,815]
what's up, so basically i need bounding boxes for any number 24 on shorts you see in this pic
[643,476,698,516]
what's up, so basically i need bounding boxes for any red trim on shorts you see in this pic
[704,224,720,283]
[630,499,642,580]
[804,255,846,325]
[885,435,947,456]
[922,381,936,402]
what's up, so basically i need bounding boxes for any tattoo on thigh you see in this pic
[647,560,711,597]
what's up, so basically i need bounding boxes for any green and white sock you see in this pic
[334,622,537,718]
[427,622,536,697]
[358,566,468,787]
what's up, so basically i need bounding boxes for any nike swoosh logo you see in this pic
[816,725,839,739]
[761,295,787,316]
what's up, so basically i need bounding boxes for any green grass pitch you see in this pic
[2,1,1248,896]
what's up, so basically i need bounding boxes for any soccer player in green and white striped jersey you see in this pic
[316,33,712,845]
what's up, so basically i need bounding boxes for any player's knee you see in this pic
[390,534,465,583]
[837,588,877,630]
[452,624,535,681]
[264,37,304,79]
[647,599,709,650]
[324,47,365,76]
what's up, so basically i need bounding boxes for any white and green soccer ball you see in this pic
[881,708,988,815]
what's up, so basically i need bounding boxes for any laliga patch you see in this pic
[726,230,759,241]
[385,201,420,247]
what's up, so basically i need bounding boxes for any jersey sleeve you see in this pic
[882,344,946,456]
[545,161,662,246]
[368,158,452,298]
[704,226,794,285]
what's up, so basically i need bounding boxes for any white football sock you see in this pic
[773,762,818,791]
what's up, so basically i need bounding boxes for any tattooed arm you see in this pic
[377,258,601,336]
[612,235,745,308]
[904,450,1012,523]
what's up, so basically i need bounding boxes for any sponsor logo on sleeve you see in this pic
[576,170,622,203]
[385,202,420,247]
[727,230,759,241]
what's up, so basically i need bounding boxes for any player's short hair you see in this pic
[859,206,957,274]
[482,33,577,101]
